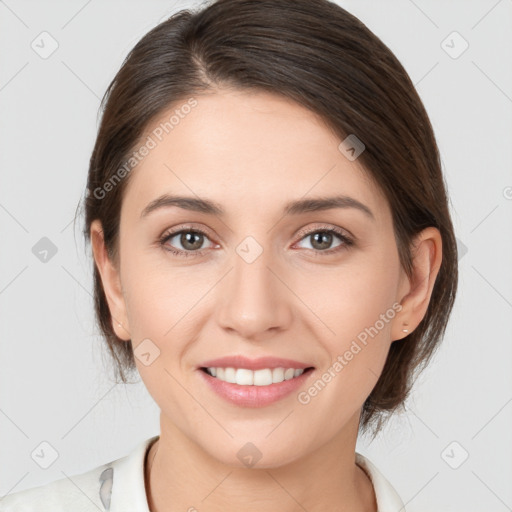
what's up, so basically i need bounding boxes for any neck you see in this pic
[144,411,377,512]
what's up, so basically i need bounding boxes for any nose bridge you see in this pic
[216,232,292,337]
[234,234,274,292]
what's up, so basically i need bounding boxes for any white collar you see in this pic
[356,452,406,511]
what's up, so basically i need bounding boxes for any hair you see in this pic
[79,0,458,438]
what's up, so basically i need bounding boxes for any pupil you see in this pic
[312,232,332,250]
[182,232,203,250]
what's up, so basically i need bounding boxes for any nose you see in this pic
[215,242,293,340]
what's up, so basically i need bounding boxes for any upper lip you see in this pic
[199,355,314,371]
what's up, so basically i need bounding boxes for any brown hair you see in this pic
[79,0,458,438]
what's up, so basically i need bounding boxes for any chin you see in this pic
[202,436,309,471]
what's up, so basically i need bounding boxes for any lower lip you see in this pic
[197,368,315,408]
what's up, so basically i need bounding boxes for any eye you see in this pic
[158,226,215,257]
[158,224,354,258]
[294,226,354,254]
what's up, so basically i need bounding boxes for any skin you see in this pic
[91,88,442,512]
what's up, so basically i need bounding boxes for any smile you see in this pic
[201,367,314,386]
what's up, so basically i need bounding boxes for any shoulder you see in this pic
[0,463,110,512]
[0,436,158,512]
[355,452,407,512]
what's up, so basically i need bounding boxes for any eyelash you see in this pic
[158,225,354,258]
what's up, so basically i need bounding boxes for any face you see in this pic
[94,88,414,467]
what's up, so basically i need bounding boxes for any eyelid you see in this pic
[160,223,216,240]
[293,223,353,243]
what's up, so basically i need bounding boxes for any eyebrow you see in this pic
[140,194,374,220]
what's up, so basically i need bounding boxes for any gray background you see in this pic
[1,0,511,510]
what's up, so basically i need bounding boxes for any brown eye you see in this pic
[159,228,214,256]
[309,231,336,251]
[295,227,354,254]
[177,231,205,251]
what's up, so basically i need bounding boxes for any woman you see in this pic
[0,0,458,510]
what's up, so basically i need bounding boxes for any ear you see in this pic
[90,219,131,341]
[392,227,442,341]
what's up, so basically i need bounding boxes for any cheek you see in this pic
[123,265,198,339]
[298,244,401,371]
[119,233,190,331]
[300,243,399,329]
[120,255,201,410]
[297,263,400,423]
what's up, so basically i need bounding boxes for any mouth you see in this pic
[197,363,317,408]
[199,366,315,386]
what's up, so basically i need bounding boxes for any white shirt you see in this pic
[0,436,406,511]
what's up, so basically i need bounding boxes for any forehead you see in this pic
[121,88,388,222]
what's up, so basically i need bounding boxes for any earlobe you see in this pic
[90,219,131,341]
[393,227,442,341]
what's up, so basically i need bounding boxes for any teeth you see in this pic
[205,367,306,385]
